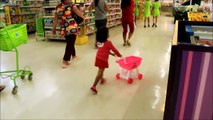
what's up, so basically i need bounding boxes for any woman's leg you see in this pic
[63,35,73,65]
[70,34,77,58]
[127,20,134,46]
[122,20,128,45]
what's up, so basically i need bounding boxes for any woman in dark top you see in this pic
[89,0,109,48]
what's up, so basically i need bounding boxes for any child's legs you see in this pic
[155,16,158,25]
[144,17,146,25]
[152,16,155,24]
[93,68,105,87]
[147,17,150,25]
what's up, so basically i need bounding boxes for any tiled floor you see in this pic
[0,13,174,119]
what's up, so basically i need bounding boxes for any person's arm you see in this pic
[52,13,58,34]
[108,41,122,57]
[89,2,94,11]
[105,2,110,12]
[73,6,86,20]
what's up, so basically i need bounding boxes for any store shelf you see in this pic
[85,16,94,19]
[108,3,120,5]
[11,12,38,16]
[85,10,95,13]
[110,8,120,10]
[43,16,54,18]
[44,26,60,29]
[20,6,42,8]
[43,6,56,9]
[86,22,95,26]
[108,17,121,21]
[46,37,65,40]
[107,12,121,16]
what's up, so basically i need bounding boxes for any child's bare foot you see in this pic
[90,86,98,94]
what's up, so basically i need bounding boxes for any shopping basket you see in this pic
[0,23,28,51]
[116,56,143,84]
[0,22,33,94]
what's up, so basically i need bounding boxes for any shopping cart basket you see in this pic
[116,56,143,84]
[0,22,33,94]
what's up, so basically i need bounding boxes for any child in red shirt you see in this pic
[90,27,122,94]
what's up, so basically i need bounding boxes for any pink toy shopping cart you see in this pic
[116,56,143,84]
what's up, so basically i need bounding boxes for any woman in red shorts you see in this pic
[121,0,135,46]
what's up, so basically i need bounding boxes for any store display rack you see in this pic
[1,0,43,32]
[42,0,122,41]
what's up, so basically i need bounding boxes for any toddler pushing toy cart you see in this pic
[0,22,33,94]
[116,56,143,84]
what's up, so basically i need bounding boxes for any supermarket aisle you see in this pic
[0,14,174,119]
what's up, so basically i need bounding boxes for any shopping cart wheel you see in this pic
[127,78,133,84]
[138,74,143,80]
[20,71,25,79]
[116,73,120,79]
[28,73,33,81]
[12,86,18,95]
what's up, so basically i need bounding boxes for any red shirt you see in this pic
[122,0,135,16]
[96,41,121,62]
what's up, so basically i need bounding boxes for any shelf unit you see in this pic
[106,0,121,28]
[42,0,61,39]
[5,0,43,32]
[42,0,122,39]
[0,3,6,25]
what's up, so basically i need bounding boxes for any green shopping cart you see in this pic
[0,22,33,94]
